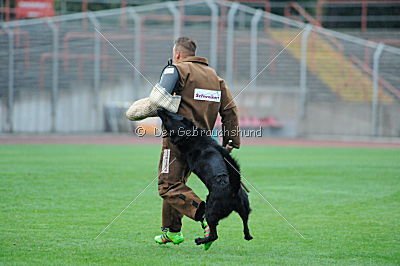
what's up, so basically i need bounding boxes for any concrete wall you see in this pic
[301,101,400,137]
[0,77,139,133]
[1,84,399,138]
[238,90,400,138]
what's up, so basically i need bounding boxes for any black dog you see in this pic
[157,108,253,246]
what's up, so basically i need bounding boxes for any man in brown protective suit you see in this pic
[127,37,240,249]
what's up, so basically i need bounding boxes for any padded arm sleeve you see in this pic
[159,64,180,94]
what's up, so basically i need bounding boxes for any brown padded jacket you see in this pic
[171,56,240,148]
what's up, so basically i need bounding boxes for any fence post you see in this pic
[250,9,263,88]
[88,13,101,113]
[206,0,218,70]
[167,2,181,40]
[2,24,14,133]
[61,0,67,15]
[226,2,239,86]
[372,43,384,136]
[129,8,142,99]
[299,25,312,121]
[47,19,59,133]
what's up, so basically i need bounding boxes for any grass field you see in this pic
[1,144,399,265]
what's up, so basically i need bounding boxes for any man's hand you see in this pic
[225,140,234,153]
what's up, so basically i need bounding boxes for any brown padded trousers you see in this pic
[156,56,239,232]
[158,139,204,232]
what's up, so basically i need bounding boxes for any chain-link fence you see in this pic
[1,0,400,137]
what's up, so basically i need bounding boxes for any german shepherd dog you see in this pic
[157,108,253,246]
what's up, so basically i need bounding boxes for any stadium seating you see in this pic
[269,29,393,102]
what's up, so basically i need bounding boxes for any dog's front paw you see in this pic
[195,237,203,245]
[245,235,253,241]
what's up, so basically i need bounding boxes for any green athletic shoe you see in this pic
[202,220,214,251]
[154,229,184,245]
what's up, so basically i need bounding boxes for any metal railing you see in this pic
[1,0,400,137]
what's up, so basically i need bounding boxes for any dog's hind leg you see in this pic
[238,210,253,241]
[194,218,218,245]
[207,220,218,242]
[236,191,253,240]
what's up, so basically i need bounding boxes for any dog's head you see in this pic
[157,108,196,145]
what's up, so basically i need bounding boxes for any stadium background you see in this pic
[1,0,400,137]
[1,0,399,265]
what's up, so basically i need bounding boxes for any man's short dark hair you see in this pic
[174,37,196,56]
